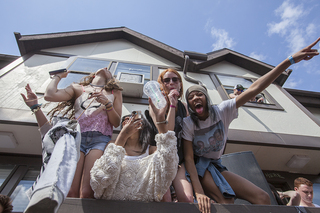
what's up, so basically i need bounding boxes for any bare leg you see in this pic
[200,170,234,204]
[80,149,104,198]
[172,164,194,203]
[162,188,172,202]
[67,152,85,198]
[221,171,271,205]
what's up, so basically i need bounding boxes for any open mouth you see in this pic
[194,103,204,114]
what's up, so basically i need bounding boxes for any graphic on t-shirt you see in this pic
[193,120,225,156]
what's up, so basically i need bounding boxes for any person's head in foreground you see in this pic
[0,195,13,213]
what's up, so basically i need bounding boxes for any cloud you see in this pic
[284,78,302,88]
[267,0,314,54]
[209,27,235,51]
[249,52,267,61]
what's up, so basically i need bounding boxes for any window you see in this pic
[10,167,39,212]
[313,183,320,206]
[0,165,15,188]
[211,73,284,110]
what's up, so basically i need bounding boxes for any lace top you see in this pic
[74,86,114,136]
[90,131,178,202]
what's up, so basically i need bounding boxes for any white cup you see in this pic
[143,81,167,109]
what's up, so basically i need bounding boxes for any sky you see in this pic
[1,0,320,92]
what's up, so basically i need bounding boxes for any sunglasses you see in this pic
[237,89,244,92]
[163,77,180,84]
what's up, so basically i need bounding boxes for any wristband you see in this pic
[30,103,42,112]
[156,120,168,125]
[170,105,176,108]
[288,56,295,65]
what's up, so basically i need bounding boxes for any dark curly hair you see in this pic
[0,194,13,213]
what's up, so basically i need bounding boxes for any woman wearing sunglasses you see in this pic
[146,68,193,203]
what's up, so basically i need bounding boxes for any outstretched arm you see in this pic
[236,37,320,108]
[21,84,49,128]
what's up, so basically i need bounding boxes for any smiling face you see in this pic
[187,91,209,119]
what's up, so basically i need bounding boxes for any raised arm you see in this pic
[21,84,49,128]
[148,97,170,134]
[236,37,320,108]
[44,71,75,102]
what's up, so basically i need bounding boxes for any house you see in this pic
[1,27,320,212]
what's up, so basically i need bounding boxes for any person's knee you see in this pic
[80,187,94,199]
[67,189,79,198]
[256,190,271,205]
[178,194,194,203]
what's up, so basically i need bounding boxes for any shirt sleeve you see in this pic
[217,98,238,127]
[90,143,126,199]
[153,131,179,201]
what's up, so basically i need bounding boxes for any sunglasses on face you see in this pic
[163,77,180,84]
[237,89,244,92]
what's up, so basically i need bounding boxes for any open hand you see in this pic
[21,84,38,107]
[292,37,320,63]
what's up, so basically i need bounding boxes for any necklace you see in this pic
[90,83,104,88]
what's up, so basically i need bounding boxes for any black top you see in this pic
[145,100,187,165]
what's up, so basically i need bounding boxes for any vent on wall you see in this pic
[117,72,144,98]
[0,131,18,148]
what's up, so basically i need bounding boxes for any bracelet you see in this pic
[30,103,42,112]
[170,105,176,108]
[156,120,168,125]
[106,107,114,112]
[288,56,295,65]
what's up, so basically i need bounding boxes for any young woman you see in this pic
[182,38,320,213]
[44,67,123,198]
[90,99,179,201]
[147,68,193,202]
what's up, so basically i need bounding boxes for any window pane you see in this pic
[313,183,320,206]
[68,58,110,73]
[11,168,39,212]
[216,74,269,104]
[57,73,88,89]
[114,62,150,79]
[0,165,15,187]
[216,74,253,89]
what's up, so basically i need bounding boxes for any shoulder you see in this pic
[149,145,157,154]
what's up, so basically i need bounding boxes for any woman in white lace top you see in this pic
[90,98,179,201]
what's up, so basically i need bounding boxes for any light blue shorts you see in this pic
[80,131,110,155]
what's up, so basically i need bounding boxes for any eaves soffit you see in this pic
[14,27,185,66]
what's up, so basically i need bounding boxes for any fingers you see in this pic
[306,37,320,49]
[21,93,27,102]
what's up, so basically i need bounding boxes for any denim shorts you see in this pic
[80,131,111,155]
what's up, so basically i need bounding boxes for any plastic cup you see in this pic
[143,81,167,109]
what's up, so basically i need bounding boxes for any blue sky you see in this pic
[1,0,320,92]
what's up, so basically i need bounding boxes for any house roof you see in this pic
[14,27,290,86]
[285,88,320,108]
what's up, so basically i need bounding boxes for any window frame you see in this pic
[209,72,284,110]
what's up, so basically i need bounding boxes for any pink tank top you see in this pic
[74,86,114,137]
